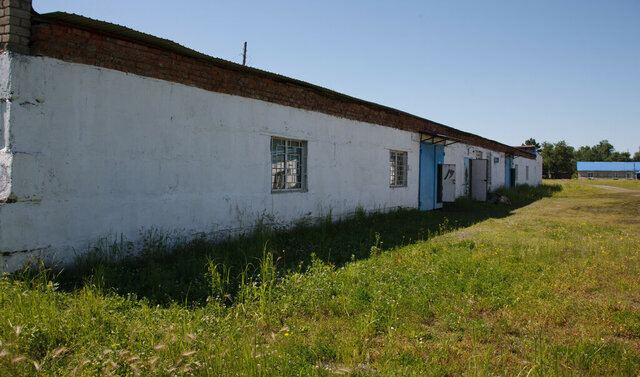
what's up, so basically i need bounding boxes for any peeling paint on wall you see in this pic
[0,54,12,202]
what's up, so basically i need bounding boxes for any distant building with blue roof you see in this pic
[576,161,640,180]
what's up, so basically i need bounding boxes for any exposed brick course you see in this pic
[0,0,30,54]
[27,13,532,158]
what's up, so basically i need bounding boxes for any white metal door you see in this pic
[471,159,488,201]
[441,164,456,202]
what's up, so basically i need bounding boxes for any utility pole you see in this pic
[242,41,247,66]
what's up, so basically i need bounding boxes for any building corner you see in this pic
[1,0,32,55]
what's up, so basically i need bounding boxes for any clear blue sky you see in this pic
[33,1,640,154]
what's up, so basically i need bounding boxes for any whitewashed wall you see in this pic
[0,53,420,270]
[444,142,541,199]
[513,154,543,186]
[444,143,507,198]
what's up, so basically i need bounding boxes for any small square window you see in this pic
[390,151,408,187]
[271,137,307,192]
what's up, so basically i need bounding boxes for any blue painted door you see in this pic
[419,142,444,210]
[434,144,444,209]
[505,157,512,188]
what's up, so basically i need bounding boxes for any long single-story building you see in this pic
[0,1,541,270]
[442,143,541,201]
[577,162,640,180]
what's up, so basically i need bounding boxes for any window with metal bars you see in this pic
[389,150,408,187]
[271,137,307,192]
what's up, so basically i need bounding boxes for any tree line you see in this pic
[523,138,640,178]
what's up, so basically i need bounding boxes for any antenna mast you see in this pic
[242,41,247,66]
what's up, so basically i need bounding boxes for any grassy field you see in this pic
[577,178,640,190]
[1,180,639,376]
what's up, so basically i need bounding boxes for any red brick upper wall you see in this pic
[0,0,31,54]
[28,15,533,158]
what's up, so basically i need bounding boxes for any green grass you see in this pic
[577,178,640,190]
[1,182,639,376]
[49,184,560,307]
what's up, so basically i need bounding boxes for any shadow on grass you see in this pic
[16,184,562,306]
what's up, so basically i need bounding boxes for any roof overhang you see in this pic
[510,150,536,159]
[420,133,466,146]
[31,12,538,160]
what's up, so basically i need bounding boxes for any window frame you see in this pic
[270,137,308,193]
[389,150,408,188]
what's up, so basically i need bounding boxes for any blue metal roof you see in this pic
[577,161,640,172]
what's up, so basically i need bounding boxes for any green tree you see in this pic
[632,149,640,162]
[575,145,594,161]
[575,140,632,162]
[524,138,541,152]
[554,141,576,175]
[541,142,554,177]
[606,151,631,162]
[593,140,614,161]
[541,140,575,178]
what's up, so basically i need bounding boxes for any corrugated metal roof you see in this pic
[577,161,640,172]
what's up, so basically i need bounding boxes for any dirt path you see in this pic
[590,184,640,195]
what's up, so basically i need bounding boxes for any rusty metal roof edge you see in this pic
[31,11,535,159]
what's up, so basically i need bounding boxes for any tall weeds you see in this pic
[258,243,277,322]
[14,184,560,308]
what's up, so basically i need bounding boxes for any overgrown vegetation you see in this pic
[2,181,639,376]
[44,184,559,307]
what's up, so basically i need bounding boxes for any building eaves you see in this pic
[31,11,533,159]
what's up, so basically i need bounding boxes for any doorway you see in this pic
[470,159,488,201]
[419,141,444,210]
